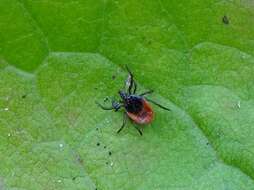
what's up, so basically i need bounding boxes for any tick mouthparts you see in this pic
[119,90,127,100]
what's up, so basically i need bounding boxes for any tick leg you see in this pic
[145,98,171,111]
[139,90,154,96]
[112,100,123,111]
[126,66,133,94]
[134,125,143,136]
[126,65,137,94]
[117,113,127,134]
[127,75,134,95]
[132,80,137,94]
[96,100,123,111]
[96,101,115,110]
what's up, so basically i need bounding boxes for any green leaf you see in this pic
[1,0,254,189]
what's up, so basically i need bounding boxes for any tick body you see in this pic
[123,95,153,124]
[96,66,170,136]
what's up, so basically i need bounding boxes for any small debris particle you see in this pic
[57,179,62,183]
[108,151,112,156]
[237,101,241,109]
[110,162,114,167]
[97,142,100,146]
[103,97,109,102]
[4,107,9,111]
[59,143,64,148]
[222,15,229,24]
[7,133,11,137]
[77,156,84,164]
[22,94,27,99]
[112,75,116,80]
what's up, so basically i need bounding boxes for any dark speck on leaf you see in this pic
[106,161,109,165]
[96,128,99,131]
[104,146,106,149]
[22,94,27,99]
[72,177,76,180]
[77,155,84,164]
[112,75,116,80]
[109,151,112,156]
[103,97,109,102]
[94,87,98,90]
[97,142,100,146]
[222,15,229,24]
[206,142,209,145]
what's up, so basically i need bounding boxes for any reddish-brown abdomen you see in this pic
[127,99,154,124]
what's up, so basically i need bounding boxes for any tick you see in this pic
[96,66,170,136]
